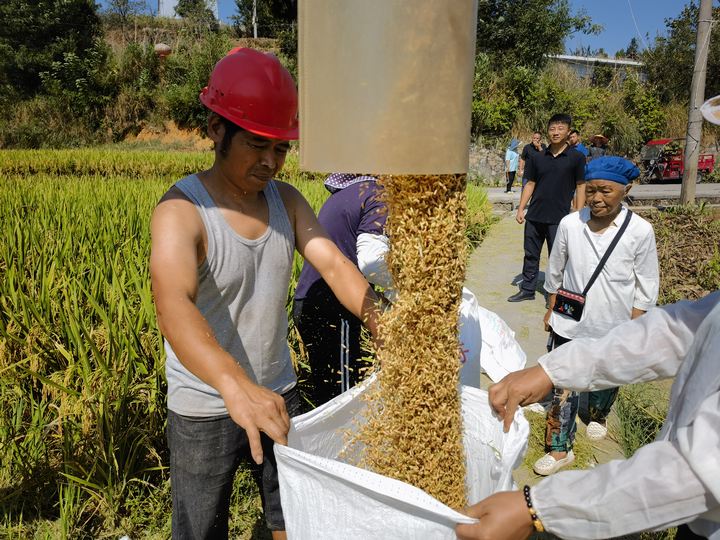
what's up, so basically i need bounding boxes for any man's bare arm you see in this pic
[150,191,289,464]
[516,180,535,224]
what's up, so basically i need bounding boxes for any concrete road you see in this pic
[485,182,720,208]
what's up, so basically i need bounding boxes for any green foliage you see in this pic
[164,32,233,129]
[643,2,720,104]
[476,0,600,70]
[233,0,295,38]
[103,43,164,140]
[175,0,219,33]
[623,76,666,142]
[277,24,299,81]
[0,0,105,102]
[616,382,670,458]
[699,247,720,291]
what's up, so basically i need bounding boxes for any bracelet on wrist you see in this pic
[523,484,545,533]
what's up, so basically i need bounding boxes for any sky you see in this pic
[564,0,694,56]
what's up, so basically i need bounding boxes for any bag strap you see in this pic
[582,209,633,296]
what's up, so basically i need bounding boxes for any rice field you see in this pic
[0,149,493,538]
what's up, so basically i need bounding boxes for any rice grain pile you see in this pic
[352,173,468,509]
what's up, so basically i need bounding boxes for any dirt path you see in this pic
[463,214,626,491]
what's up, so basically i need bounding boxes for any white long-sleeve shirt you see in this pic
[533,291,720,539]
[544,206,659,339]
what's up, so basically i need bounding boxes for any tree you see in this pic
[643,2,720,103]
[625,37,641,59]
[104,0,147,38]
[475,0,601,70]
[175,0,219,32]
[232,0,296,38]
[0,0,105,102]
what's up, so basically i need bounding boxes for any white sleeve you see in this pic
[632,225,660,311]
[543,220,568,294]
[532,437,716,540]
[538,292,719,391]
[356,233,394,291]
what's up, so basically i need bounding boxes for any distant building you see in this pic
[547,54,646,82]
[157,0,219,19]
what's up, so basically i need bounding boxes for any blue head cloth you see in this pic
[585,156,640,185]
[507,138,520,151]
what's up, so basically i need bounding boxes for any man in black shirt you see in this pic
[519,131,546,187]
[508,113,586,302]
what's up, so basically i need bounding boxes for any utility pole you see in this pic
[681,0,713,205]
[253,0,258,38]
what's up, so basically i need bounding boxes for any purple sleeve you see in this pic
[358,187,387,235]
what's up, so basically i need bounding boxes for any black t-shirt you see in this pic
[524,145,586,224]
[521,143,546,179]
[520,142,546,161]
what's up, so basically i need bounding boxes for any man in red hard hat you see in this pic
[150,48,381,539]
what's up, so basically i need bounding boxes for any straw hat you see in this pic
[590,134,609,145]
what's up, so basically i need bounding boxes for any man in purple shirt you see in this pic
[293,173,387,407]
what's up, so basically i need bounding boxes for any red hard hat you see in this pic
[200,48,299,140]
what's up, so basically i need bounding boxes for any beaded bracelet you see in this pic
[523,485,545,533]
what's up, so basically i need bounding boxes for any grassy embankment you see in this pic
[0,148,494,539]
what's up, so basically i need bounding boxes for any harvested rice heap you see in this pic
[355,173,468,509]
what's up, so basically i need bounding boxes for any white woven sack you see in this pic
[275,379,529,539]
[458,288,527,384]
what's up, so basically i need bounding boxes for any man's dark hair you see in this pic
[218,115,245,157]
[208,112,245,157]
[569,128,580,136]
[533,131,543,137]
[548,113,572,127]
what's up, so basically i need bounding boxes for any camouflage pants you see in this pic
[545,331,619,452]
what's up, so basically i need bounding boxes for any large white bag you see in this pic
[459,288,527,383]
[275,379,529,539]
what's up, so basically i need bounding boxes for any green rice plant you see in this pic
[0,148,496,536]
[615,381,671,459]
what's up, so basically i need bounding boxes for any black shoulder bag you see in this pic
[553,210,633,322]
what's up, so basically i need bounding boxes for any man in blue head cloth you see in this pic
[532,156,660,475]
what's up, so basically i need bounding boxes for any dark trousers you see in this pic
[293,284,366,408]
[521,219,559,293]
[505,171,516,192]
[167,388,301,539]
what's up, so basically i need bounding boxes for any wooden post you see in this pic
[681,0,713,205]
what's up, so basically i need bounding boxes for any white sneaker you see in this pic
[533,451,575,476]
[586,421,608,441]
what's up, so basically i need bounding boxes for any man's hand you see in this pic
[489,366,553,432]
[515,207,525,224]
[222,379,291,464]
[455,491,533,540]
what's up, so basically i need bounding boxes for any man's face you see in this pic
[532,133,542,147]
[548,122,570,145]
[568,132,579,146]
[222,129,291,189]
[585,179,628,217]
